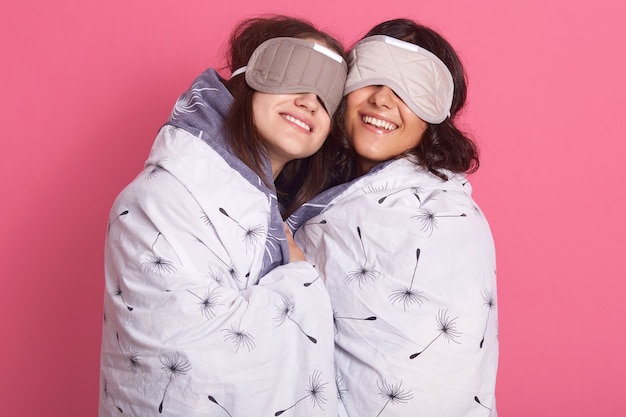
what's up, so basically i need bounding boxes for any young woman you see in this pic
[289,19,499,416]
[99,16,347,416]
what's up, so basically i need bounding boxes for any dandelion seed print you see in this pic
[243,224,264,246]
[219,207,264,249]
[200,210,212,226]
[275,297,294,325]
[208,395,234,417]
[412,208,467,236]
[389,248,429,311]
[303,275,321,287]
[170,83,216,119]
[472,204,483,218]
[274,370,328,415]
[409,309,461,359]
[102,377,124,414]
[480,289,496,348]
[265,228,282,252]
[108,209,129,232]
[333,311,377,334]
[221,324,256,353]
[275,298,317,343]
[140,254,177,277]
[186,288,220,319]
[474,395,492,411]
[305,370,328,409]
[113,283,134,311]
[196,238,239,282]
[208,266,226,286]
[151,232,182,263]
[145,158,167,179]
[434,309,462,344]
[376,379,413,416]
[158,352,191,413]
[263,221,288,265]
[346,226,381,287]
[335,374,347,402]
[365,182,389,195]
[377,186,423,204]
[116,332,143,373]
[243,271,252,288]
[222,263,238,283]
[140,232,179,277]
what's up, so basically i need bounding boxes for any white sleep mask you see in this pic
[344,35,454,124]
[231,37,348,117]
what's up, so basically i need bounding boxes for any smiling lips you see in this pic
[282,114,312,132]
[281,112,398,133]
[362,115,398,131]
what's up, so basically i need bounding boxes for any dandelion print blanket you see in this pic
[99,69,337,416]
[289,157,499,416]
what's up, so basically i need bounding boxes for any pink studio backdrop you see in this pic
[2,0,625,415]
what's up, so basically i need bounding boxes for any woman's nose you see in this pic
[369,85,396,109]
[294,93,319,114]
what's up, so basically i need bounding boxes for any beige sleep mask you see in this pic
[345,35,454,124]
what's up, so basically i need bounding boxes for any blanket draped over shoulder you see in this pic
[99,69,337,417]
[290,158,499,417]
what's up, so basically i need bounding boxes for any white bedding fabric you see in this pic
[99,72,337,416]
[291,158,499,417]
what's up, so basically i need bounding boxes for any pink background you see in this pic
[2,0,625,415]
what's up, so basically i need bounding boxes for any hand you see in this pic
[284,222,306,262]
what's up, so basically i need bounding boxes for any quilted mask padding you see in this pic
[239,37,347,117]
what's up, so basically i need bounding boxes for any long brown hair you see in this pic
[332,18,479,182]
[221,15,346,218]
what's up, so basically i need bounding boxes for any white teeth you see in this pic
[283,114,311,131]
[362,115,397,131]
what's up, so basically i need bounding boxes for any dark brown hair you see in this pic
[332,18,479,182]
[221,15,346,218]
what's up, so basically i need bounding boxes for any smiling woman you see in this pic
[289,19,498,417]
[346,85,427,174]
[252,91,331,177]
[225,33,348,215]
[98,15,347,417]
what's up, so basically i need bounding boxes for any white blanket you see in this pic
[291,158,499,416]
[100,70,337,416]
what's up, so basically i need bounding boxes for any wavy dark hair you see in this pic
[331,18,479,182]
[221,15,346,218]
